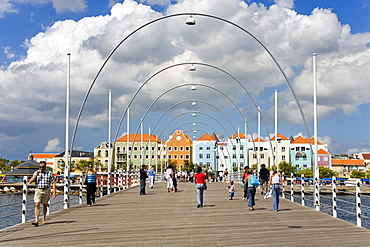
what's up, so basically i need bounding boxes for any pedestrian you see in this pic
[228,181,235,200]
[241,166,250,200]
[244,169,256,211]
[28,161,57,226]
[165,165,175,193]
[207,167,213,183]
[194,166,207,208]
[259,164,270,195]
[148,166,156,188]
[268,169,282,212]
[223,168,229,182]
[139,165,148,195]
[218,171,224,182]
[82,164,98,206]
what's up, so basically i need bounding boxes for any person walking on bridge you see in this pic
[83,165,98,206]
[28,161,56,226]
[268,169,282,212]
[194,166,207,208]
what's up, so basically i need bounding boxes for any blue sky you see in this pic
[0,0,370,161]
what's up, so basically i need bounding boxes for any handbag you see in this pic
[264,190,272,199]
[250,174,260,186]
[204,184,207,190]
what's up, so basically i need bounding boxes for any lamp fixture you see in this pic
[191,85,196,90]
[189,64,196,71]
[192,102,197,106]
[186,16,196,25]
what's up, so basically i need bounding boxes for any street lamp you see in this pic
[185,16,196,25]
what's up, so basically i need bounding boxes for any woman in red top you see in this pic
[194,166,207,208]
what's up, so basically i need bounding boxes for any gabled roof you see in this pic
[230,132,246,139]
[361,153,370,160]
[271,133,289,141]
[331,159,365,166]
[253,138,265,142]
[116,134,163,143]
[318,149,330,155]
[291,136,322,145]
[197,133,215,141]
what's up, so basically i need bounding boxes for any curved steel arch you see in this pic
[71,12,311,160]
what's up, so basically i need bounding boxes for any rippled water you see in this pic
[0,193,86,230]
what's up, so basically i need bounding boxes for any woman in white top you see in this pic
[165,165,174,193]
[268,169,282,212]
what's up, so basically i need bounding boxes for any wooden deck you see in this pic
[1,182,370,246]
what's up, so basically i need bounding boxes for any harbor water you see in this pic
[0,193,86,230]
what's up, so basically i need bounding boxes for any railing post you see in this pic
[114,172,117,193]
[281,172,285,199]
[301,174,305,206]
[100,174,103,198]
[356,181,362,227]
[79,176,83,205]
[22,176,27,223]
[332,176,337,218]
[107,172,111,195]
[118,170,122,191]
[290,173,294,202]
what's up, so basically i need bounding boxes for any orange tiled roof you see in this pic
[271,133,289,141]
[116,134,162,143]
[318,149,329,155]
[291,136,322,145]
[31,153,59,159]
[197,133,215,141]
[362,154,370,160]
[331,159,364,166]
[230,132,246,139]
[253,138,265,142]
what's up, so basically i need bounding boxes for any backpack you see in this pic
[250,174,260,186]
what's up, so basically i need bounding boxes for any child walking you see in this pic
[228,181,236,200]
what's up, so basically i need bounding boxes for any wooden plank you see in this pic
[1,181,370,246]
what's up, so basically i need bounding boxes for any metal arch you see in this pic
[71,12,312,162]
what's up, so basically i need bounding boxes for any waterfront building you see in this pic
[331,159,365,177]
[163,130,192,171]
[53,150,94,174]
[289,136,327,169]
[114,134,163,171]
[228,132,248,171]
[29,152,59,170]
[248,137,270,170]
[270,133,290,167]
[318,149,331,168]
[94,142,113,171]
[215,142,229,172]
[193,133,217,170]
[354,153,370,169]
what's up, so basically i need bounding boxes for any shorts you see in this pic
[229,192,234,197]
[34,188,51,204]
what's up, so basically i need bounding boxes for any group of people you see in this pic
[239,164,282,212]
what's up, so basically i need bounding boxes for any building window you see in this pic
[206,154,211,159]
[174,155,178,159]
[206,147,211,150]
[134,147,138,151]
[206,162,210,166]
[199,154,203,159]
[129,147,132,151]
[301,147,306,151]
[168,155,172,159]
[240,145,244,150]
[232,162,236,167]
[281,147,285,152]
[168,147,172,151]
[145,155,149,159]
[233,145,236,150]
[240,154,244,159]
[174,146,178,151]
[282,155,286,161]
[186,155,189,159]
[134,155,137,159]
[220,147,224,150]
[105,150,108,157]
[199,162,203,166]
[240,162,244,167]
[98,150,102,157]
[180,146,184,151]
[261,154,264,159]
[199,147,203,150]
[180,155,184,159]
[224,156,228,159]
[296,147,300,151]
[186,147,189,151]
[324,157,328,161]
[253,154,257,159]
[232,154,236,159]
